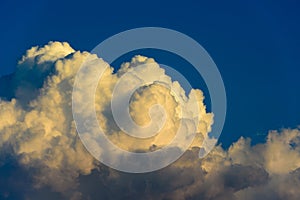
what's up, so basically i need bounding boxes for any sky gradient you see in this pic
[0,1,300,199]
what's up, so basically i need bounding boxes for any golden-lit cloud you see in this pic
[0,42,299,200]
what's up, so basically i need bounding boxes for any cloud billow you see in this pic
[0,42,299,200]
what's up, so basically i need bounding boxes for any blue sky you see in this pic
[1,0,299,147]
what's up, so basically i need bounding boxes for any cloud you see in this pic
[0,42,299,199]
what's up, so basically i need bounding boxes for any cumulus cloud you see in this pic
[0,41,299,199]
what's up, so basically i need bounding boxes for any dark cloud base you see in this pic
[0,148,271,200]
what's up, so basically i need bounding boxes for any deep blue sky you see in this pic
[0,0,299,147]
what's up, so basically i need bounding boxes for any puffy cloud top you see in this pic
[0,42,299,200]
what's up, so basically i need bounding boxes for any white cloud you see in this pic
[0,42,299,200]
